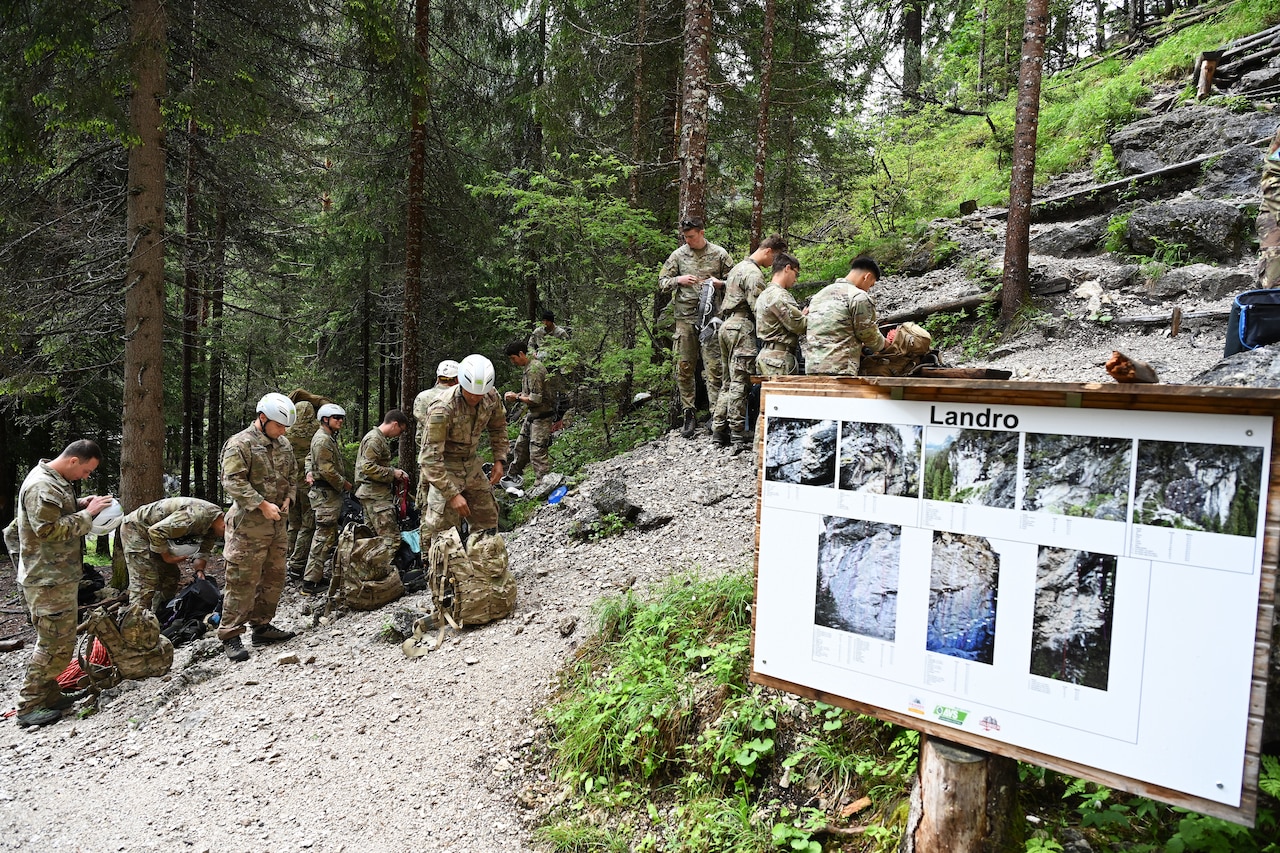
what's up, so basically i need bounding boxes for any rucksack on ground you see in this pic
[159,572,222,648]
[393,530,428,594]
[334,521,403,611]
[78,603,174,689]
[427,527,516,631]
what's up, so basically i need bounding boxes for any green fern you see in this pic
[1261,754,1280,800]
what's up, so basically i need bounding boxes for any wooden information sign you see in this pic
[750,376,1279,825]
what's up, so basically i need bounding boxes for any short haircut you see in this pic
[504,339,528,357]
[772,252,800,275]
[759,235,788,252]
[849,256,882,279]
[382,409,409,427]
[540,310,555,322]
[60,439,102,462]
[680,217,704,232]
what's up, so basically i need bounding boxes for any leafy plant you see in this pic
[1105,212,1132,254]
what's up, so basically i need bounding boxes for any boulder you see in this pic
[578,474,640,520]
[1143,263,1253,299]
[1107,105,1279,176]
[1196,143,1268,198]
[1124,201,1247,262]
[1240,65,1280,92]
[1029,215,1108,257]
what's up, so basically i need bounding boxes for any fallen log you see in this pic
[1106,350,1161,383]
[1218,22,1280,62]
[879,293,997,326]
[1111,309,1231,326]
[1211,43,1280,82]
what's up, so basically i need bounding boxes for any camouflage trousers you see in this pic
[511,415,552,479]
[712,320,756,437]
[304,487,342,584]
[360,495,399,550]
[286,485,313,577]
[673,320,722,412]
[121,518,180,614]
[419,457,499,544]
[18,581,78,714]
[756,344,797,377]
[218,507,287,642]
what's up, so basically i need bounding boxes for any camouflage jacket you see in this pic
[521,357,555,418]
[13,460,92,587]
[355,427,398,501]
[414,382,452,440]
[528,323,570,356]
[1263,128,1280,219]
[220,422,297,516]
[284,401,318,474]
[805,280,885,375]
[421,386,509,502]
[720,258,765,327]
[308,426,347,493]
[658,241,734,323]
[755,283,807,348]
[123,497,222,556]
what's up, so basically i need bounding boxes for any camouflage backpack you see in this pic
[334,521,404,611]
[427,528,516,630]
[79,603,174,688]
[860,322,938,377]
[285,400,319,462]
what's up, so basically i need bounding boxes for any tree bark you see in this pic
[903,0,924,105]
[205,195,226,502]
[360,248,371,440]
[749,0,777,251]
[401,0,429,464]
[1095,0,1106,54]
[677,0,712,224]
[1000,0,1050,326]
[629,0,649,208]
[902,736,1020,853]
[121,0,168,511]
[181,7,200,498]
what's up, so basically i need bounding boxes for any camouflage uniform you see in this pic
[419,386,509,541]
[658,241,734,411]
[712,258,765,439]
[754,283,807,376]
[1259,128,1280,287]
[304,425,347,584]
[355,427,401,547]
[510,356,555,481]
[121,497,222,614]
[12,461,94,715]
[218,422,296,642]
[528,322,570,358]
[285,401,318,578]
[804,280,886,375]
[413,383,453,509]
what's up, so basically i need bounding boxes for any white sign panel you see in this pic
[753,392,1271,809]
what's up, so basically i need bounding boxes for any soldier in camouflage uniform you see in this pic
[805,257,886,375]
[1259,127,1280,288]
[355,409,410,549]
[419,355,509,542]
[413,360,460,507]
[754,253,807,377]
[302,403,352,596]
[121,497,224,615]
[658,218,734,438]
[285,399,319,581]
[527,310,570,359]
[711,236,787,451]
[503,339,555,484]
[11,440,114,727]
[218,393,298,661]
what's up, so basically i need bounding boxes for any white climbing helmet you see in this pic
[457,355,496,395]
[256,392,297,427]
[89,499,124,536]
[317,403,347,420]
[166,538,202,558]
[436,359,460,379]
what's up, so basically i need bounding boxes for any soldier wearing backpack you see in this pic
[120,497,225,615]
[355,409,410,549]
[418,354,509,542]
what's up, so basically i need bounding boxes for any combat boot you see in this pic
[711,427,730,447]
[680,408,696,439]
[252,624,296,644]
[16,707,61,728]
[730,433,749,456]
[223,636,250,662]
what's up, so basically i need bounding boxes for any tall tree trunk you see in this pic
[628,0,649,210]
[903,0,924,105]
[978,1,988,105]
[749,0,777,250]
[360,249,371,440]
[1000,0,1050,325]
[522,8,546,323]
[1095,0,1106,54]
[121,0,167,511]
[205,196,226,502]
[677,0,712,224]
[181,9,199,498]
[401,0,428,463]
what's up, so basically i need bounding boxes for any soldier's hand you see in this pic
[394,469,408,482]
[677,274,699,286]
[488,460,504,486]
[504,391,518,403]
[85,495,114,515]
[306,473,315,485]
[192,558,208,573]
[281,497,292,514]
[259,500,282,521]
[449,494,471,518]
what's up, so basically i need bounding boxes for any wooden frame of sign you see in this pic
[749,376,1279,826]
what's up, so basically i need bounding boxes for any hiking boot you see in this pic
[46,689,89,711]
[16,707,61,728]
[223,636,250,662]
[730,434,749,456]
[252,624,296,644]
[711,427,730,447]
[286,568,304,582]
[301,580,327,596]
[680,408,696,439]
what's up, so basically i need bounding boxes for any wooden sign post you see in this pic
[750,376,1279,832]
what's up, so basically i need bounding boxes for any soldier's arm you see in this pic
[221,441,265,512]
[3,518,18,557]
[358,436,395,484]
[852,297,886,352]
[1264,130,1280,217]
[28,487,93,542]
[316,438,345,491]
[776,294,808,336]
[422,405,463,500]
[526,365,547,406]
[745,269,765,313]
[658,250,683,294]
[147,510,194,552]
[716,248,734,281]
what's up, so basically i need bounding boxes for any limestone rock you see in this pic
[765,417,837,486]
[1029,215,1107,257]
[1189,345,1280,387]
[1125,201,1247,262]
[1107,106,1280,176]
[578,475,639,520]
[1144,263,1252,299]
